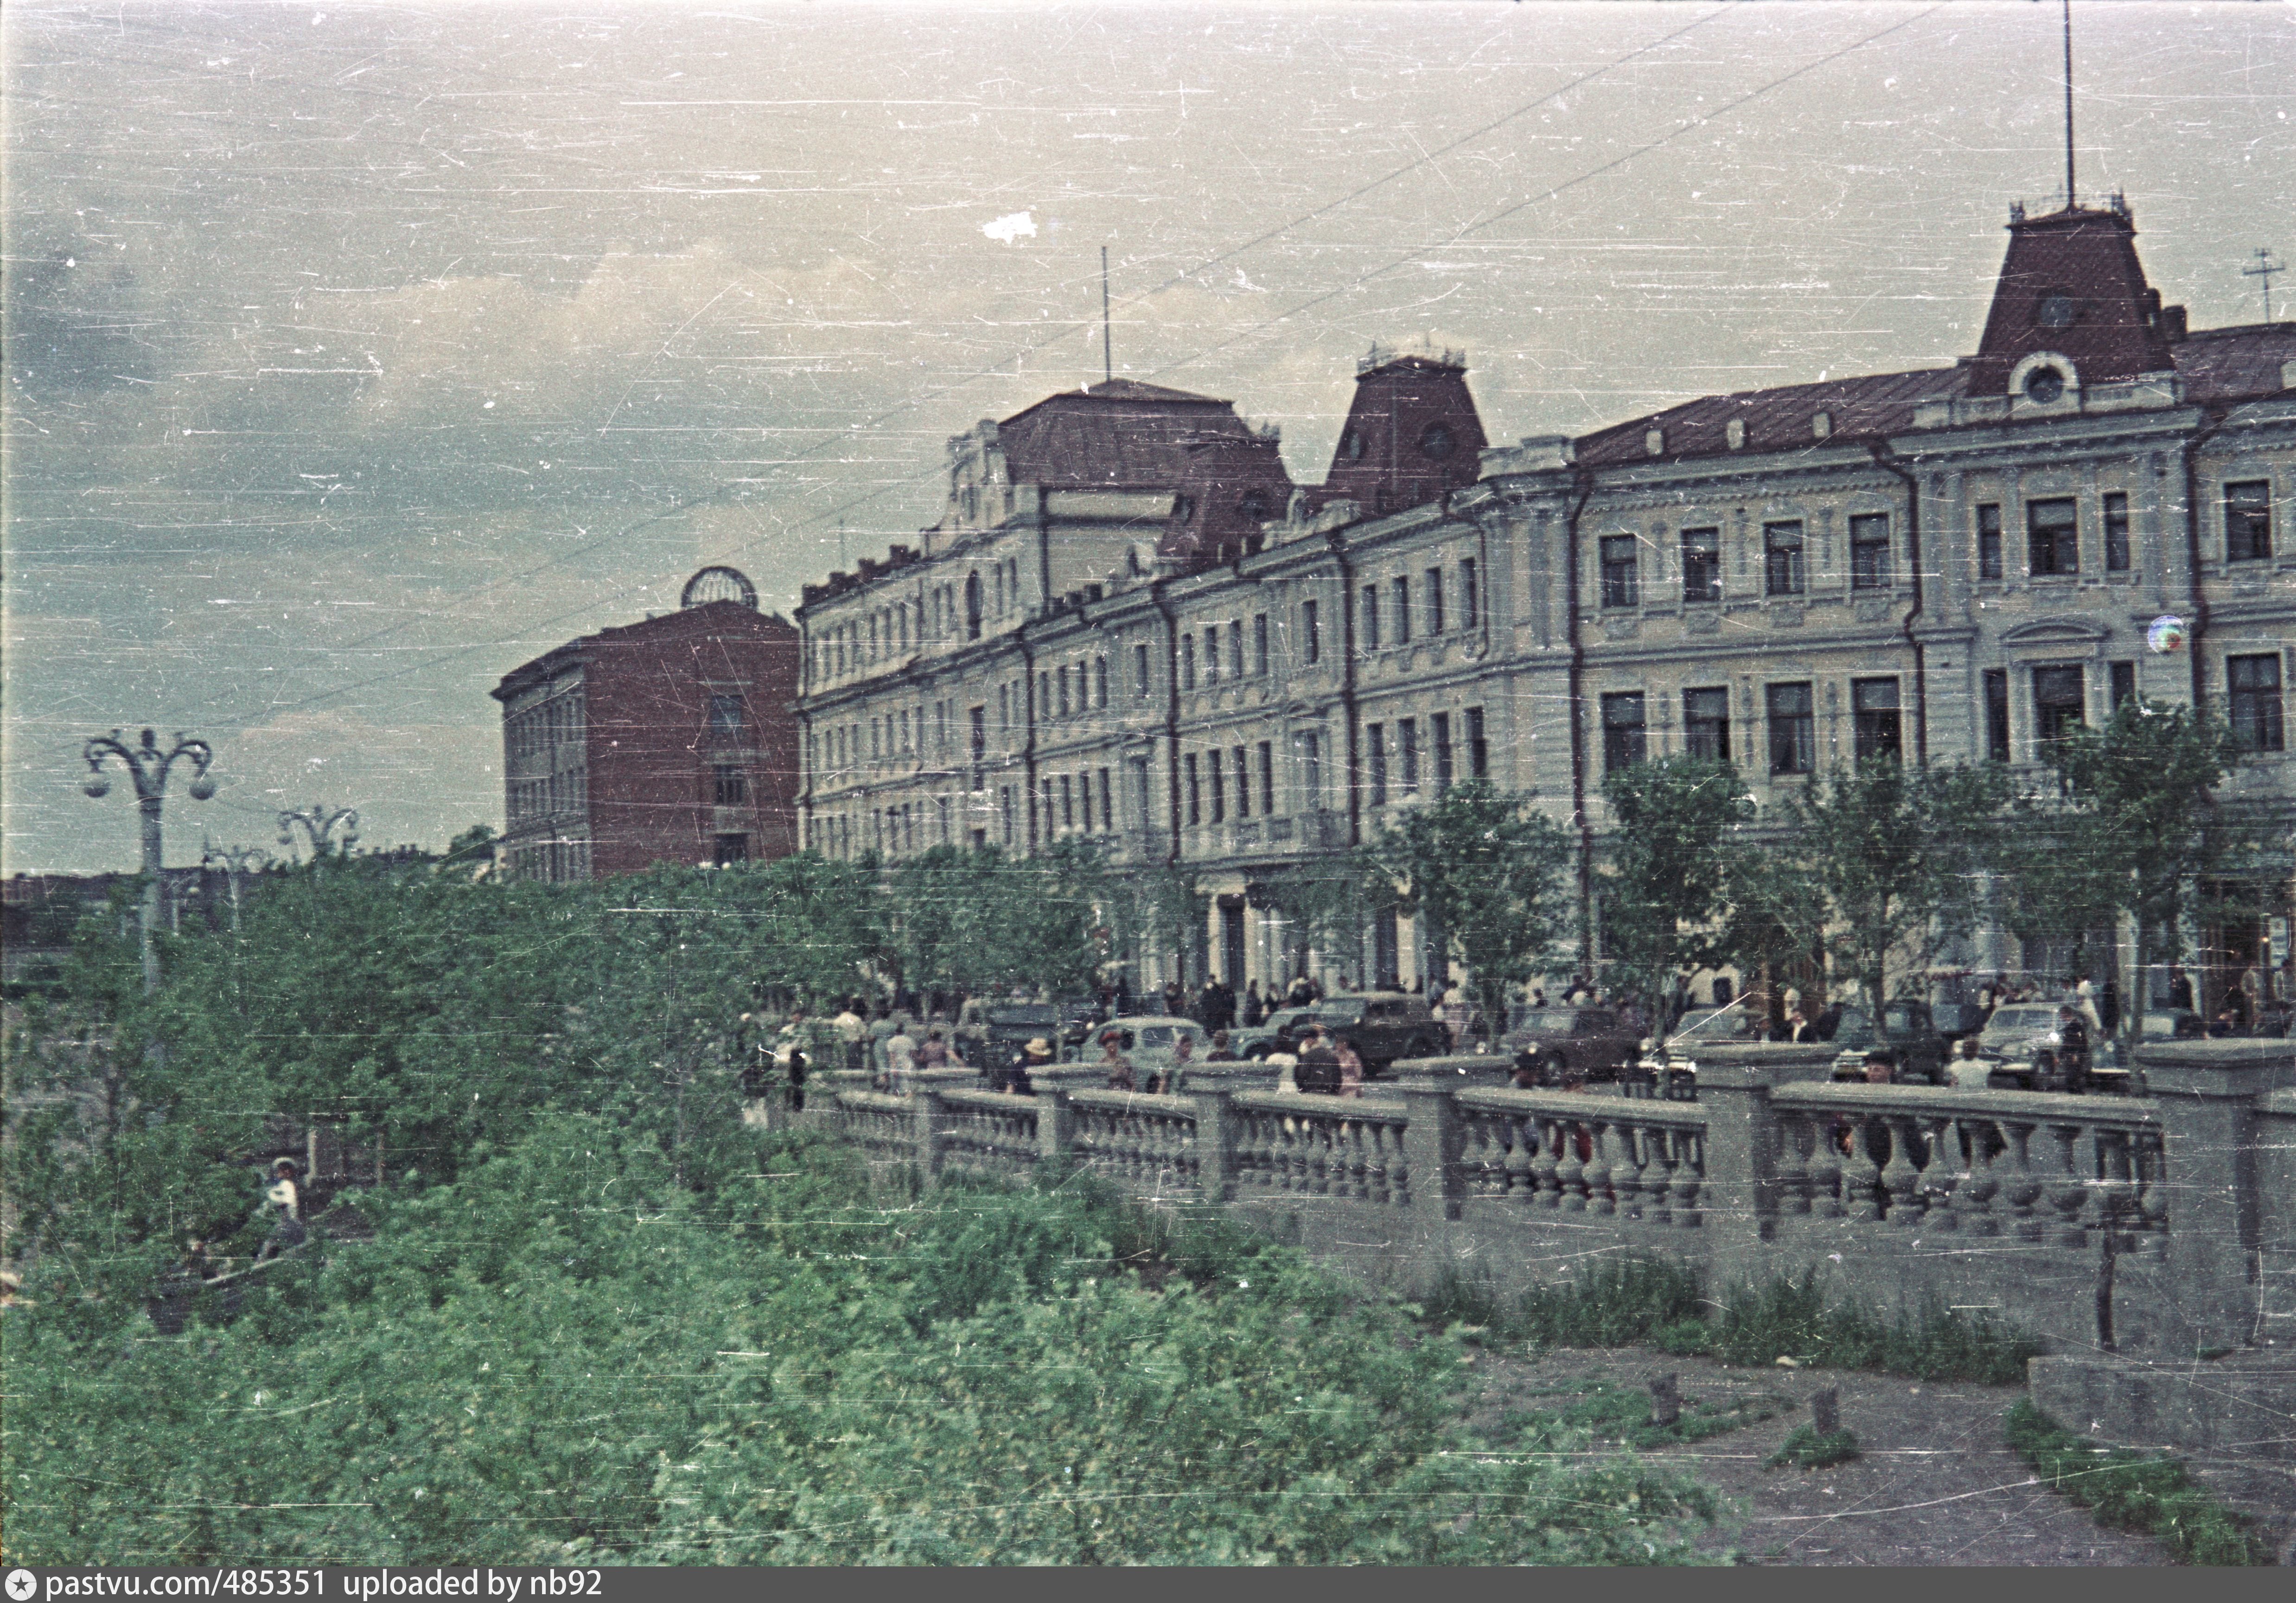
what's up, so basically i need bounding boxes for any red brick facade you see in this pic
[491,600,800,881]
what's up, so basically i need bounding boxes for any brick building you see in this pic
[491,570,801,881]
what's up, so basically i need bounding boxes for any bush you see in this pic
[1708,1273,2038,1383]
[1767,1424,1860,1470]
[2006,1399,2270,1565]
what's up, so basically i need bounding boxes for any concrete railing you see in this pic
[817,1039,2296,1360]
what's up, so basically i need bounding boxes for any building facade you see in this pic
[795,201,2296,1002]
[492,579,802,881]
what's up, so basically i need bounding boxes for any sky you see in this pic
[5,0,2290,874]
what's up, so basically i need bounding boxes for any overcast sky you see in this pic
[5,1,2289,874]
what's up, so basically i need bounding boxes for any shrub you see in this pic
[2006,1399,2270,1565]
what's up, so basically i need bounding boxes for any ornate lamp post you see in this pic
[278,803,358,862]
[81,728,217,994]
[200,839,271,933]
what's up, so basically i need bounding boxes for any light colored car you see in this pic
[1976,1003,2068,1062]
[1093,1015,1211,1085]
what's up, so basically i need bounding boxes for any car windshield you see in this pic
[1984,1007,2060,1036]
[1135,1026,1174,1049]
[1317,1004,1365,1025]
[1670,1006,1757,1045]
[1511,1013,1578,1036]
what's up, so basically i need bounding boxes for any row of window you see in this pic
[1357,559,1480,651]
[811,557,1029,684]
[507,838,593,883]
[1180,616,1269,690]
[1599,682,1896,776]
[1600,517,1894,610]
[506,769,589,825]
[1362,708,1491,805]
[505,692,586,767]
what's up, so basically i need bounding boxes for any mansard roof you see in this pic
[2171,322,2296,405]
[1573,366,1968,467]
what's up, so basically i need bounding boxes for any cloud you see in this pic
[981,211,1038,246]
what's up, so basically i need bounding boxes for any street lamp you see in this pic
[81,727,217,994]
[201,838,271,933]
[278,803,358,862]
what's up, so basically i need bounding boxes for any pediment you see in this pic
[1999,617,2111,646]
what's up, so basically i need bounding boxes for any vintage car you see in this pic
[1231,1006,1323,1061]
[1825,1002,1949,1086]
[1306,992,1448,1071]
[1971,1001,2141,1092]
[1092,1016,1212,1084]
[1501,1004,1644,1085]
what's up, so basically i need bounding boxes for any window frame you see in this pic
[1849,513,1892,590]
[1851,677,1902,763]
[1763,521,1806,597]
[1766,682,1815,776]
[1680,526,1721,603]
[1600,691,1648,773]
[1599,534,1641,609]
[2225,480,2273,563]
[2228,653,2285,752]
[2104,491,2131,572]
[2027,498,2080,576]
[1977,504,2003,581]
[1683,687,1730,763]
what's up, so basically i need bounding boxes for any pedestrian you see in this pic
[1333,1033,1365,1098]
[1945,1035,1990,1088]
[2099,979,2122,1038]
[255,1157,306,1260]
[833,997,869,1073]
[1294,1024,1342,1095]
[2168,965,2194,1013]
[2055,1005,2091,1084]
[918,1028,951,1069]
[1153,1032,1201,1095]
[999,1037,1052,1095]
[1098,1029,1136,1092]
[883,1019,918,1093]
[739,1035,775,1126]
[1162,978,1187,1017]
[1203,1028,1236,1063]
[2075,977,2105,1040]
[1241,980,1265,1028]
[1267,1042,1301,1094]
[1286,972,1316,1007]
[1440,986,1467,1050]
[1531,987,1549,1009]
[1783,1008,1817,1044]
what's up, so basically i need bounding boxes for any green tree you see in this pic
[1264,851,1390,989]
[2003,699,2258,1038]
[1600,756,1754,1022]
[1775,759,2009,1013]
[1363,780,1575,1040]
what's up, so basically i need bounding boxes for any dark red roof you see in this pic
[994,379,1294,567]
[1318,354,1487,518]
[2172,323,2296,405]
[1574,366,1966,467]
[1967,205,2176,396]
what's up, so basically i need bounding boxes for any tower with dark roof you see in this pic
[1319,349,1488,518]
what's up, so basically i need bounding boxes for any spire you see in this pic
[2061,0,2077,210]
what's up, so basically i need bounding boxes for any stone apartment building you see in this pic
[491,571,802,881]
[795,198,2296,1004]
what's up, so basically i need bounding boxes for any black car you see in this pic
[1309,992,1447,1071]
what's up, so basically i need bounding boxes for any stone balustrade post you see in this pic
[1190,1087,1238,1204]
[1036,1086,1075,1169]
[1397,1080,1467,1222]
[914,1087,948,1186]
[1675,1044,1826,1283]
[2132,1040,2286,1353]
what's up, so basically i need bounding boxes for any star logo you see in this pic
[6,1569,38,1602]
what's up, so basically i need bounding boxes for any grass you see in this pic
[2005,1399,2273,1566]
[1422,1256,2039,1385]
[1767,1424,1861,1470]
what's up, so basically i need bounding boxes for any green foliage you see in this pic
[1599,756,1754,1012]
[1769,760,2009,1009]
[2006,1399,2271,1565]
[1365,779,1575,1027]
[5,1124,1721,1566]
[1515,1382,1786,1453]
[2001,700,2262,1033]
[1513,1256,1705,1349]
[1703,1273,2038,1383]
[888,841,1114,999]
[1767,1424,1860,1470]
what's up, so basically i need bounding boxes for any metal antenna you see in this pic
[2062,0,2077,208]
[1101,246,1113,384]
[2242,248,2283,324]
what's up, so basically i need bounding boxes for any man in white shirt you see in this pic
[833,999,868,1073]
[883,1022,918,1093]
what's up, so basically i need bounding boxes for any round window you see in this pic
[1339,428,1365,462]
[2024,366,2066,405]
[1418,422,1456,460]
[2036,293,2077,329]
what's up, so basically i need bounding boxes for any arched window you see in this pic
[965,572,982,640]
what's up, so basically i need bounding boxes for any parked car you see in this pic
[1825,1002,1948,1085]
[1931,1001,1989,1043]
[1232,1006,1322,1061]
[1643,999,1771,1093]
[1972,1001,2132,1092]
[1501,1003,1643,1085]
[1308,991,1447,1071]
[1095,1016,1211,1082]
[981,1002,1064,1068]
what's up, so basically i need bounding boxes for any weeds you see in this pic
[2006,1399,2272,1566]
[1435,1255,2038,1385]
[1767,1424,1861,1470]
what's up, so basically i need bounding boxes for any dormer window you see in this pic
[1339,428,1366,462]
[1418,422,1456,460]
[2023,365,2066,405]
[1644,428,1665,456]
[1725,419,1747,450]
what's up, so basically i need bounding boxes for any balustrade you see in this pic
[1768,1086,2166,1257]
[935,1087,1042,1181]
[1454,1089,1707,1228]
[834,1089,916,1157]
[1229,1092,1409,1207]
[1067,1090,1201,1195]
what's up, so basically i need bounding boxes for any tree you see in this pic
[1363,780,1575,1042]
[1773,759,2009,1014]
[1599,756,1755,1023]
[2004,699,2257,1037]
[1264,852,1390,989]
